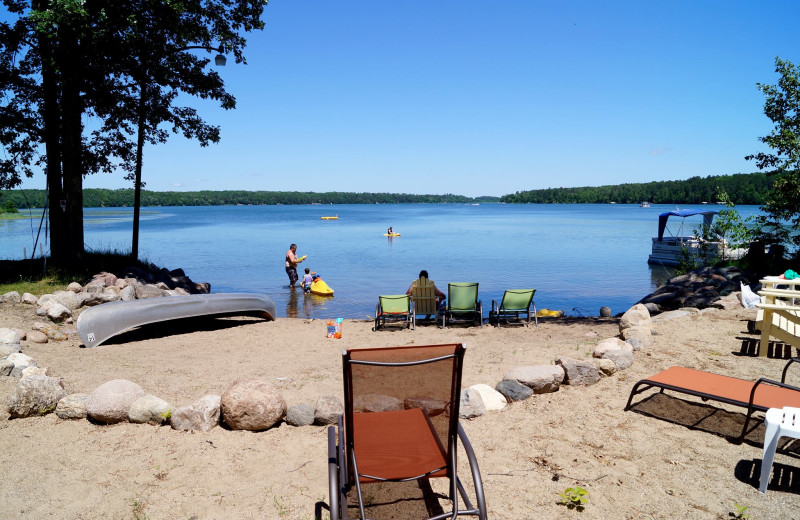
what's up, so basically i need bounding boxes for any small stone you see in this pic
[27,330,48,344]
[495,380,533,401]
[314,395,343,425]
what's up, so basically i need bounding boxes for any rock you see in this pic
[115,278,129,289]
[556,357,601,386]
[11,327,26,340]
[621,326,653,350]
[36,294,53,306]
[135,284,165,299]
[92,272,118,287]
[592,358,617,376]
[712,293,742,310]
[220,379,286,431]
[285,403,316,426]
[642,302,660,315]
[503,365,565,394]
[21,366,49,377]
[2,291,21,304]
[469,383,507,411]
[55,393,90,419]
[47,302,72,322]
[21,293,38,305]
[0,327,21,345]
[0,360,14,376]
[404,396,448,416]
[27,330,48,344]
[599,306,611,318]
[0,343,22,358]
[619,304,652,332]
[651,309,692,322]
[459,387,486,419]
[314,395,344,425]
[592,337,632,358]
[85,283,105,294]
[353,394,403,412]
[95,291,121,303]
[495,379,534,402]
[104,286,121,295]
[50,290,82,310]
[171,395,221,432]
[129,394,173,424]
[120,285,136,301]
[602,349,634,370]
[85,379,146,424]
[6,375,66,418]
[67,282,83,293]
[6,353,37,375]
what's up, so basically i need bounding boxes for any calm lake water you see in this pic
[0,204,764,319]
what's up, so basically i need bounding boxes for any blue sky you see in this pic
[14,0,800,197]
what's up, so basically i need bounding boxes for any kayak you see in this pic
[383,233,401,237]
[310,278,334,296]
[536,308,564,318]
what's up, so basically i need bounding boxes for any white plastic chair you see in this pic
[760,407,800,493]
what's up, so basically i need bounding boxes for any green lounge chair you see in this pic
[489,289,537,328]
[374,294,415,331]
[441,283,482,328]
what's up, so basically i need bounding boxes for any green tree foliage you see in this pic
[0,0,267,266]
[0,189,487,207]
[746,57,800,245]
[500,173,771,204]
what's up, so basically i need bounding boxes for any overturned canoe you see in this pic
[77,293,276,348]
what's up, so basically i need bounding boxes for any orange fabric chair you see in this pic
[625,359,800,442]
[327,343,487,520]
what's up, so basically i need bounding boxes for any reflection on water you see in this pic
[285,286,336,318]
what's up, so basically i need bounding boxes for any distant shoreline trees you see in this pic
[0,172,770,208]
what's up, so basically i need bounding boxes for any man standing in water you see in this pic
[285,243,304,287]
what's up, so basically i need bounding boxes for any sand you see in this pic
[1,301,799,519]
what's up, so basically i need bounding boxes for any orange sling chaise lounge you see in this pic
[625,358,800,442]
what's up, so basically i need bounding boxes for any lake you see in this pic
[0,203,763,319]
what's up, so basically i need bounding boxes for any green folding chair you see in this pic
[441,283,482,328]
[489,289,537,328]
[374,295,415,331]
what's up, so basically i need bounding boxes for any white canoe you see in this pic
[77,293,276,347]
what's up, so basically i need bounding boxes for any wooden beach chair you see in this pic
[441,283,482,328]
[488,289,537,328]
[327,343,487,520]
[373,295,415,331]
[411,277,439,321]
[625,358,800,443]
[755,286,800,357]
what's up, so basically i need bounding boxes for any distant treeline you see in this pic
[500,173,772,204]
[0,172,772,207]
[0,189,500,208]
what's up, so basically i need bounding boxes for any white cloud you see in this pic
[649,147,668,156]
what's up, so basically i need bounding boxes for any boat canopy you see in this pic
[657,209,718,241]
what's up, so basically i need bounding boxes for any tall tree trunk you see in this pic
[35,0,65,264]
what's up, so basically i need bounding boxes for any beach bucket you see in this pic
[334,318,343,339]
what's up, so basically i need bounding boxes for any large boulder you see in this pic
[495,379,533,402]
[2,291,21,304]
[171,395,221,432]
[556,357,601,386]
[50,290,82,310]
[220,379,286,431]
[6,375,66,418]
[619,303,652,333]
[285,403,316,427]
[85,379,146,424]
[55,393,90,420]
[469,384,507,411]
[129,394,173,424]
[459,387,486,419]
[592,337,632,358]
[502,365,565,394]
[46,302,72,322]
[314,395,343,425]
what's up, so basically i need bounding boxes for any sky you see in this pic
[11,0,800,197]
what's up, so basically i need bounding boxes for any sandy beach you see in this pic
[1,300,800,519]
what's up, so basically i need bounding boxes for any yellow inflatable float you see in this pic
[536,308,564,318]
[310,277,334,296]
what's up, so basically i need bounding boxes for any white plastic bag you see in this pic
[740,282,761,309]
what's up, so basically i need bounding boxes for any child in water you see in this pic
[302,267,313,293]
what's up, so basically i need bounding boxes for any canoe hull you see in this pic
[76,293,276,347]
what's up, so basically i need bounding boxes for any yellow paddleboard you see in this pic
[383,233,401,237]
[321,216,338,220]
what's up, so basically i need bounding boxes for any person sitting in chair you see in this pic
[406,270,446,320]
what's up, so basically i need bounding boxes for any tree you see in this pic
[0,0,267,267]
[746,57,800,243]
